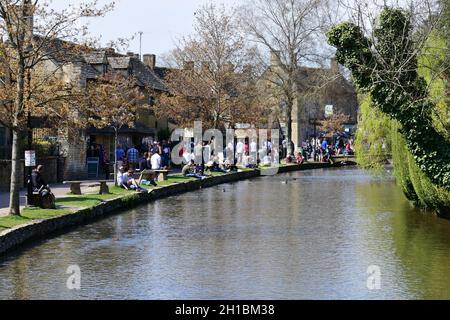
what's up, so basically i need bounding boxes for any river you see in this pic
[1,167,450,300]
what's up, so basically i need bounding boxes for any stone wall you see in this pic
[0,157,63,192]
[59,129,88,181]
[0,163,344,255]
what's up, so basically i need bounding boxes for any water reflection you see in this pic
[1,168,450,300]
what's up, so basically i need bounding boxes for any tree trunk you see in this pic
[9,61,26,216]
[9,128,22,215]
[286,100,294,155]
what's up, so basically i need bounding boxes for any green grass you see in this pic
[57,192,122,208]
[0,207,71,230]
[0,171,248,232]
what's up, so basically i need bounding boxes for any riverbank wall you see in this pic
[0,162,342,256]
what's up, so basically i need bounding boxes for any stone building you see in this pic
[1,41,171,188]
[259,52,359,150]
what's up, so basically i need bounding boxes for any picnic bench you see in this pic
[63,180,110,195]
[154,170,170,182]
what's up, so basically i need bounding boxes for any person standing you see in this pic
[161,140,171,169]
[236,139,244,165]
[250,139,258,164]
[151,150,162,170]
[127,145,139,170]
[116,145,125,168]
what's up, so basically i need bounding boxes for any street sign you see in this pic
[25,150,36,167]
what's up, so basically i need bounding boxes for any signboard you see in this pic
[25,150,36,167]
[325,105,334,118]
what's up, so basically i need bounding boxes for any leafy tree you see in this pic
[0,0,114,215]
[327,7,450,190]
[319,112,350,136]
[85,73,144,186]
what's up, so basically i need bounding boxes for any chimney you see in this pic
[183,61,195,71]
[270,51,281,66]
[330,58,340,74]
[143,54,156,69]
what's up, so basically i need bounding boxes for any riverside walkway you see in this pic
[0,183,116,217]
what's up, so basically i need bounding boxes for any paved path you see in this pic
[0,182,115,217]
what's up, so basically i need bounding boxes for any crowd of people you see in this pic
[178,138,279,171]
[284,137,354,164]
[28,134,356,208]
[114,140,172,192]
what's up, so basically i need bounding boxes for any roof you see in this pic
[107,56,131,69]
[83,51,108,65]
[86,64,100,79]
[295,66,355,94]
[86,124,155,136]
[153,67,172,80]
[129,58,167,92]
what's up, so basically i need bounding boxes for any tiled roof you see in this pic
[129,58,167,92]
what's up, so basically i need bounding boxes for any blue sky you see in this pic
[52,0,239,65]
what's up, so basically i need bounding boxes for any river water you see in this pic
[1,167,450,300]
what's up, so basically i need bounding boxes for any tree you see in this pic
[155,3,266,130]
[85,72,145,186]
[0,0,114,215]
[319,112,350,135]
[327,5,450,190]
[240,0,330,153]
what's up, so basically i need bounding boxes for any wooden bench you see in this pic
[63,180,110,195]
[153,170,170,182]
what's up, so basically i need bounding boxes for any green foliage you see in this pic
[327,7,450,190]
[354,95,392,171]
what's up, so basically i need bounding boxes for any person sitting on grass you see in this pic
[285,154,294,164]
[182,160,206,180]
[117,167,150,193]
[206,156,227,174]
[296,152,305,165]
[223,159,238,172]
[136,153,158,187]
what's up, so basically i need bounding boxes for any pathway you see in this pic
[0,182,115,217]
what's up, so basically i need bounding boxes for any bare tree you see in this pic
[240,0,331,153]
[0,0,114,215]
[84,72,145,186]
[156,3,266,131]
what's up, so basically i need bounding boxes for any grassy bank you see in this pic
[0,163,338,235]
[0,173,217,231]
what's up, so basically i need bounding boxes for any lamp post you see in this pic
[26,111,34,206]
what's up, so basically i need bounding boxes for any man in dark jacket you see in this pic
[31,165,49,192]
[31,165,56,209]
